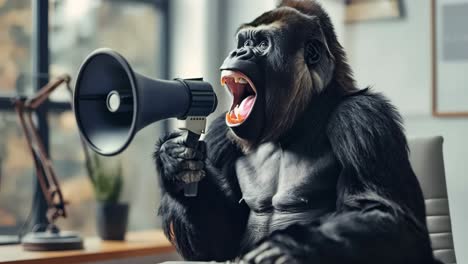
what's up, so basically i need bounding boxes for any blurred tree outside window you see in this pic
[0,0,34,237]
[0,0,33,96]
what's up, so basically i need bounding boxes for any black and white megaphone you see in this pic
[73,48,217,197]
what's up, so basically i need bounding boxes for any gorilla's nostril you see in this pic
[237,48,254,60]
[237,48,248,56]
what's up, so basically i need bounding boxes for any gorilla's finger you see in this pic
[159,144,180,159]
[178,170,206,184]
[179,171,205,183]
[173,147,204,160]
[179,160,204,171]
[254,247,283,264]
[159,154,180,174]
[243,242,272,264]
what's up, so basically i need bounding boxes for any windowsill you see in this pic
[0,229,175,264]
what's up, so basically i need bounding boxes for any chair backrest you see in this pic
[408,136,456,264]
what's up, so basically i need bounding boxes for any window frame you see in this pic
[0,0,170,236]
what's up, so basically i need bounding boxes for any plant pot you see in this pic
[96,202,129,240]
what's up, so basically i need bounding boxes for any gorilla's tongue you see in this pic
[235,95,255,119]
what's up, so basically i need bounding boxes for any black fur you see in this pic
[154,1,439,263]
[155,89,438,263]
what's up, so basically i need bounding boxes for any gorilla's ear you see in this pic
[305,40,321,66]
[305,18,334,67]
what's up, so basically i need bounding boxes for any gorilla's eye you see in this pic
[258,40,269,51]
[244,39,255,47]
[305,41,321,66]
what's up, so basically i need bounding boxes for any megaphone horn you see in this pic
[73,48,217,197]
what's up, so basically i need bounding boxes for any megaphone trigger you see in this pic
[178,116,207,136]
[178,116,208,197]
[182,129,202,197]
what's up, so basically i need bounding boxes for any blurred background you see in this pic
[0,0,467,263]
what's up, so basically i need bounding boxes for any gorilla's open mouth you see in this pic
[221,70,257,127]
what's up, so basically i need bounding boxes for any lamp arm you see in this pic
[13,75,73,224]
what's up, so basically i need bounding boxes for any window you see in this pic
[0,0,33,97]
[0,0,34,239]
[0,0,168,240]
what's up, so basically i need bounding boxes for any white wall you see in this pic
[345,1,432,115]
[345,1,468,262]
[169,0,209,78]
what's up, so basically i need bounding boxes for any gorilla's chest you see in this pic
[235,143,339,242]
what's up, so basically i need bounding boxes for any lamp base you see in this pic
[22,229,83,251]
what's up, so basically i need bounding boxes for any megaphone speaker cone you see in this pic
[74,48,217,157]
[74,48,139,156]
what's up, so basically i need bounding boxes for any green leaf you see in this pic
[89,154,123,203]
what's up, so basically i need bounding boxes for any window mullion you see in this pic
[30,0,50,229]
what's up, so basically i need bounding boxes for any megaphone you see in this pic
[73,48,217,197]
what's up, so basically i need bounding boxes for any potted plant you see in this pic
[88,153,128,240]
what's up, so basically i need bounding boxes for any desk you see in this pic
[0,230,175,264]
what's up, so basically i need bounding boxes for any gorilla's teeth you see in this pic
[234,77,248,84]
[238,78,248,84]
[234,105,240,117]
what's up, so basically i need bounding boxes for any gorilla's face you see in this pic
[220,6,336,148]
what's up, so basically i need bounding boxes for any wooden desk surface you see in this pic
[0,230,175,264]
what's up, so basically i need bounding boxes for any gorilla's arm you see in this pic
[244,93,435,264]
[156,116,248,261]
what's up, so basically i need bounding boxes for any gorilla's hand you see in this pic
[155,131,206,194]
[242,225,314,264]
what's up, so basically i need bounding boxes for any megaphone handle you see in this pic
[184,130,201,197]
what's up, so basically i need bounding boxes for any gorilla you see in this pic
[155,1,441,263]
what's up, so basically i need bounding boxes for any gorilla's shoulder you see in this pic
[327,89,409,170]
[205,114,242,167]
[329,89,404,132]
